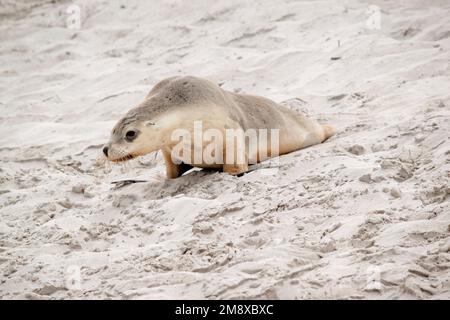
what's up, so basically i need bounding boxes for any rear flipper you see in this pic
[321,124,335,141]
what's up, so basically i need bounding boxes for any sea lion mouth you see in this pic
[110,153,137,163]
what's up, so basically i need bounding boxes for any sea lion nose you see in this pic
[103,146,109,157]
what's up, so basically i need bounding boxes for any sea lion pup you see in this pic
[103,76,334,179]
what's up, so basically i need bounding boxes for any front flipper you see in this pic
[223,145,249,176]
[223,163,249,176]
[162,150,193,179]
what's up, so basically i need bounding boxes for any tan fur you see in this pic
[104,76,335,178]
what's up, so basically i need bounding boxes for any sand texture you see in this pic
[0,0,449,299]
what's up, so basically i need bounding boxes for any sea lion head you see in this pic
[103,104,166,162]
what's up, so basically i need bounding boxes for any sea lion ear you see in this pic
[145,121,155,126]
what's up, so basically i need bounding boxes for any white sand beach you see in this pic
[0,0,449,299]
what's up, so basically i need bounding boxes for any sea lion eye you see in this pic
[125,130,137,142]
